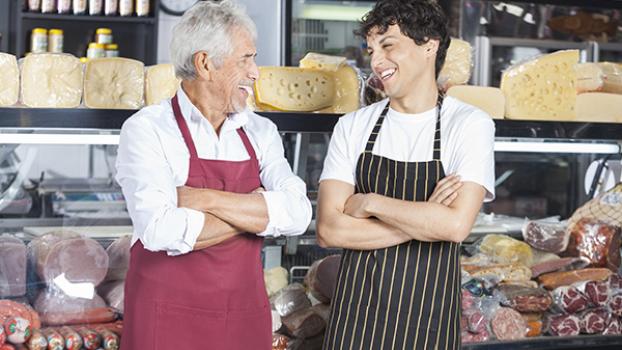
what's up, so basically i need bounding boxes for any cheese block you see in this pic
[21,53,83,108]
[446,85,505,119]
[575,62,622,94]
[299,52,347,72]
[501,50,579,120]
[576,92,622,123]
[438,38,473,91]
[145,63,181,105]
[254,67,336,112]
[0,53,19,107]
[478,234,533,266]
[84,57,144,109]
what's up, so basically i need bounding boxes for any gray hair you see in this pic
[170,0,257,80]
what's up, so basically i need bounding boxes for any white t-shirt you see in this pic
[320,97,496,201]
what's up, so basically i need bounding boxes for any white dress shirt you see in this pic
[116,88,312,256]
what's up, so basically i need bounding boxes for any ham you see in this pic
[97,281,124,314]
[0,235,27,297]
[103,236,131,282]
[304,255,341,303]
[537,268,612,290]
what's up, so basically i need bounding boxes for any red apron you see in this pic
[121,95,271,350]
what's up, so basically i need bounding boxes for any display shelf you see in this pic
[20,12,157,24]
[463,334,622,350]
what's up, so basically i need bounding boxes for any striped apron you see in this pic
[323,98,461,350]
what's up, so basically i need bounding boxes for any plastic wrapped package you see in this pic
[103,235,130,283]
[41,328,64,350]
[500,50,579,120]
[0,235,27,298]
[26,329,47,350]
[546,313,581,336]
[580,308,609,334]
[531,257,587,278]
[437,38,473,91]
[0,326,4,346]
[97,280,124,313]
[602,317,622,335]
[3,316,31,345]
[522,219,569,253]
[0,300,41,330]
[584,280,611,307]
[264,266,289,298]
[34,286,116,326]
[58,326,82,350]
[363,73,387,106]
[530,249,562,267]
[521,313,544,337]
[567,183,622,236]
[575,62,622,94]
[144,64,181,106]
[497,284,552,313]
[0,53,19,107]
[552,286,589,314]
[537,268,612,290]
[272,334,289,350]
[84,57,145,109]
[491,307,528,340]
[270,283,311,318]
[280,306,326,339]
[304,255,340,303]
[462,264,532,284]
[609,293,622,317]
[20,53,83,108]
[565,218,621,271]
[474,234,533,266]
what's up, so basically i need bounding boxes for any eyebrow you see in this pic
[378,35,398,44]
[242,53,257,58]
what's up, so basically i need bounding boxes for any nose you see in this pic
[249,60,259,81]
[370,51,385,75]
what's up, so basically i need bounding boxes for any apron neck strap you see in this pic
[172,94,199,158]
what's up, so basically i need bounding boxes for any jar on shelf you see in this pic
[41,0,56,13]
[87,43,106,59]
[136,0,150,17]
[48,29,64,53]
[119,0,133,16]
[73,0,87,15]
[89,0,103,15]
[95,28,113,45]
[105,0,119,16]
[57,0,72,14]
[105,43,119,57]
[30,28,48,54]
[27,0,42,12]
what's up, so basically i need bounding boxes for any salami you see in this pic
[25,329,47,350]
[552,286,589,314]
[602,317,622,335]
[530,257,586,278]
[98,328,120,350]
[461,329,490,343]
[547,314,581,336]
[538,268,612,290]
[58,326,82,350]
[497,284,552,313]
[41,328,64,350]
[3,317,31,344]
[580,308,609,334]
[566,219,621,271]
[0,300,41,330]
[0,235,27,298]
[608,293,622,317]
[77,327,102,350]
[491,307,527,340]
[585,280,610,307]
[465,310,488,333]
[0,325,5,345]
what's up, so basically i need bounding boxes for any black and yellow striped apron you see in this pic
[324,98,461,350]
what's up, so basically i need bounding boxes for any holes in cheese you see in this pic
[0,53,19,107]
[21,53,83,108]
[501,50,579,120]
[145,64,181,106]
[446,85,505,119]
[84,57,144,109]
[254,67,336,112]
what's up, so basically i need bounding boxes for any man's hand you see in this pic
[428,174,462,206]
[344,193,375,218]
[176,186,208,212]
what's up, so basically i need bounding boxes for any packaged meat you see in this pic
[567,183,622,236]
[272,334,289,350]
[584,280,611,307]
[476,234,533,266]
[497,284,552,313]
[97,328,119,350]
[461,329,491,344]
[547,314,581,336]
[608,293,622,317]
[58,326,82,350]
[530,248,561,267]
[41,328,64,350]
[565,218,621,271]
[0,325,4,345]
[286,333,325,349]
[3,316,31,344]
[462,264,532,283]
[525,320,543,337]
[464,310,488,333]
[537,268,612,290]
[522,219,569,253]
[0,235,27,297]
[530,257,587,278]
[270,283,311,318]
[552,286,589,314]
[77,327,102,350]
[602,317,622,335]
[608,274,622,291]
[0,300,41,329]
[25,329,47,350]
[97,280,124,313]
[580,308,609,334]
[491,307,527,340]
[281,307,325,339]
[304,255,341,303]
[0,345,14,350]
[103,235,130,282]
[264,266,288,298]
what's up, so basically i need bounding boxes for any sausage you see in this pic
[41,307,117,326]
[25,329,47,350]
[58,326,83,350]
[98,329,120,350]
[537,268,611,290]
[41,328,64,350]
[3,316,31,344]
[77,327,102,350]
[0,301,40,329]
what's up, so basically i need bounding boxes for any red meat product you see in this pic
[497,284,552,313]
[270,283,311,318]
[522,220,569,253]
[552,286,589,314]
[41,328,64,350]
[461,289,476,311]
[0,345,14,350]
[547,314,581,336]
[304,255,341,303]
[491,307,527,340]
[585,280,610,307]
[608,293,622,317]
[465,310,488,333]
[104,236,131,282]
[602,317,621,335]
[90,320,123,336]
[97,280,124,313]
[34,288,115,326]
[98,328,120,350]
[565,219,621,272]
[608,274,622,290]
[281,307,326,339]
[538,268,611,290]
[77,327,101,350]
[0,300,41,329]
[25,329,47,350]
[580,308,609,334]
[272,334,289,350]
[58,326,82,350]
[530,257,586,278]
[0,235,27,298]
[3,316,31,344]
[0,325,5,345]
[461,329,490,344]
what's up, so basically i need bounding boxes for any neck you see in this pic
[181,80,228,134]
[389,76,439,114]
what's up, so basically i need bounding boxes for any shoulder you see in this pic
[244,109,278,132]
[121,102,170,133]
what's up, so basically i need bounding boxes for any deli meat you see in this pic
[97,280,124,314]
[497,284,552,313]
[566,218,621,271]
[103,236,131,282]
[548,314,581,336]
[491,307,527,340]
[522,220,569,253]
[271,283,311,318]
[304,255,341,303]
[461,329,490,343]
[34,288,116,325]
[530,257,586,278]
[281,307,326,339]
[602,317,621,335]
[580,308,609,334]
[0,235,27,297]
[585,280,610,307]
[608,293,622,317]
[537,268,611,290]
[552,286,589,314]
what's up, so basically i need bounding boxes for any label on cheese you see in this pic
[254,67,336,112]
[446,85,505,119]
[576,92,622,123]
[21,53,83,108]
[145,64,181,105]
[501,50,579,120]
[0,53,19,107]
[84,57,145,109]
[438,38,473,91]
[576,62,622,94]
[299,53,347,72]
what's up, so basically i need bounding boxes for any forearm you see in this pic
[192,188,269,234]
[193,212,243,250]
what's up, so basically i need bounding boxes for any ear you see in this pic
[193,51,214,81]
[425,39,440,59]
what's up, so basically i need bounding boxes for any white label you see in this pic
[41,0,56,13]
[89,0,103,15]
[105,0,118,15]
[57,0,71,13]
[73,0,87,14]
[28,0,41,11]
[136,0,150,16]
[119,0,133,16]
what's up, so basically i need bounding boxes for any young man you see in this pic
[116,1,311,349]
[317,1,495,349]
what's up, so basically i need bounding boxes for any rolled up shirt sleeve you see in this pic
[116,113,204,256]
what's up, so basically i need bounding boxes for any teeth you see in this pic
[380,69,396,79]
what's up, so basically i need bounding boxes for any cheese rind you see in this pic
[84,57,144,109]
[254,67,336,112]
[145,64,181,105]
[576,92,622,123]
[21,53,83,108]
[299,53,347,72]
[501,50,579,120]
[0,53,19,107]
[438,38,473,91]
[575,62,622,94]
[446,85,505,119]
[318,64,360,113]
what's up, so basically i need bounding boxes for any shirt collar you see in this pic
[175,87,249,132]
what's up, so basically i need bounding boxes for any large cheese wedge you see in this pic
[575,62,622,94]
[145,63,181,105]
[21,53,83,108]
[447,85,505,119]
[299,53,347,72]
[438,38,473,91]
[576,93,622,123]
[254,67,335,112]
[84,57,144,109]
[501,50,579,120]
[0,53,19,107]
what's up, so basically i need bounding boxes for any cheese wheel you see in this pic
[0,53,19,107]
[84,57,144,109]
[21,53,83,108]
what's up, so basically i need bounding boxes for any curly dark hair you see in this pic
[357,0,450,78]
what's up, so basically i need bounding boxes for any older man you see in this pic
[116,1,311,349]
